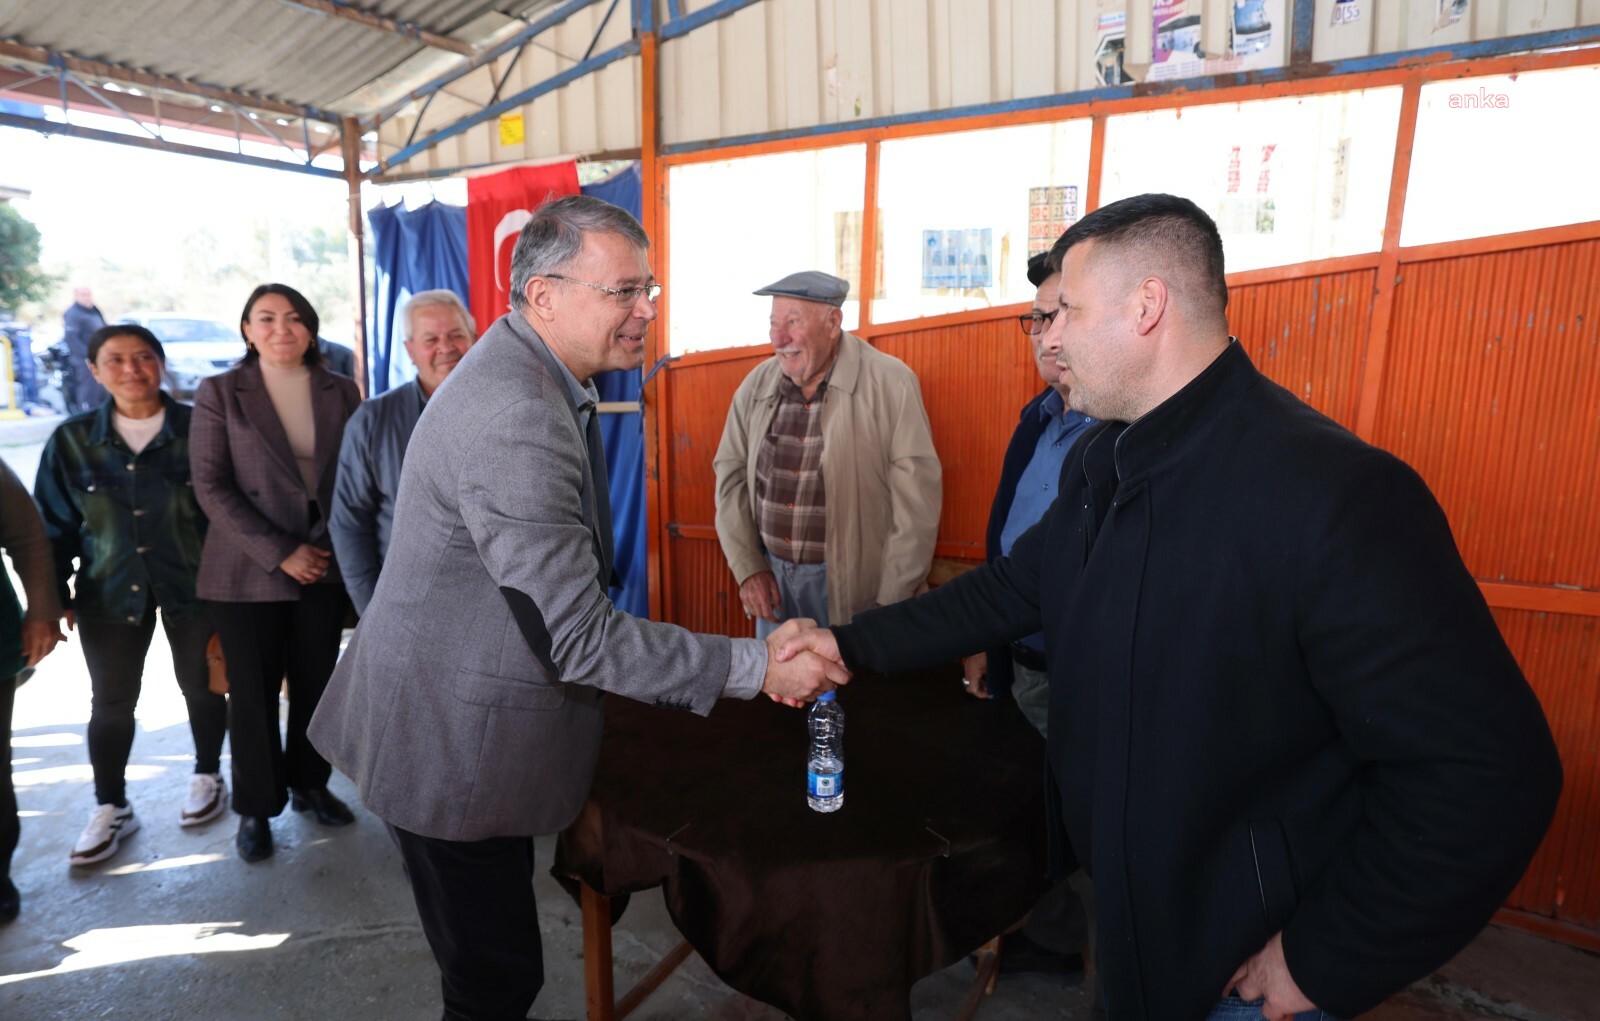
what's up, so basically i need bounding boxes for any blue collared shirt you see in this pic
[1000,389,1095,651]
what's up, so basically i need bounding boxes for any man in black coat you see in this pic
[62,287,107,412]
[780,194,1562,1021]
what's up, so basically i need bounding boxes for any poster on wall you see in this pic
[1095,13,1131,86]
[1331,0,1361,26]
[921,229,993,290]
[1029,186,1080,256]
[1146,0,1287,82]
[1217,144,1278,235]
[1436,0,1469,29]
[1329,138,1351,221]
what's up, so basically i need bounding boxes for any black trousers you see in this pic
[390,824,544,1021]
[79,599,225,807]
[1,674,16,880]
[209,585,347,818]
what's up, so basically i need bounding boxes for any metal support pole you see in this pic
[340,117,369,397]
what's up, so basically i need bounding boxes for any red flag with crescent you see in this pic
[466,161,581,334]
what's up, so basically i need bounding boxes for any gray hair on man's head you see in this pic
[508,194,650,312]
[401,288,475,341]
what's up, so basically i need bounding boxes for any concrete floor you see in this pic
[3,423,1598,1021]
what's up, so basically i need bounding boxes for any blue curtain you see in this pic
[367,201,469,396]
[363,164,649,618]
[583,163,648,617]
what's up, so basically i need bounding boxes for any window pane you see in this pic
[668,146,864,355]
[873,121,1092,325]
[1102,89,1401,272]
[1402,65,1600,247]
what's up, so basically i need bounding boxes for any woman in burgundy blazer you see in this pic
[190,283,361,862]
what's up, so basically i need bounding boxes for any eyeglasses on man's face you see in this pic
[1017,309,1059,336]
[545,274,663,306]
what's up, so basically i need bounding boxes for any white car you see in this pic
[122,314,243,398]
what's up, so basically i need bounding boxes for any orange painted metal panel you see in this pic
[665,535,749,640]
[1370,239,1600,589]
[873,320,1046,558]
[1492,608,1600,929]
[661,353,767,531]
[1230,270,1375,431]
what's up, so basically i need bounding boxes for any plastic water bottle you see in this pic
[807,690,844,813]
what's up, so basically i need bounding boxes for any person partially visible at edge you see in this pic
[959,251,1099,994]
[712,270,942,640]
[190,284,362,864]
[35,324,229,870]
[330,289,477,615]
[317,337,356,379]
[62,286,108,412]
[0,458,65,924]
[777,193,1563,1021]
[307,195,847,1021]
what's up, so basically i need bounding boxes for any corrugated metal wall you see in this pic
[656,0,1600,149]
[656,240,1600,935]
[1374,241,1600,590]
[1372,239,1600,931]
[374,2,641,174]
[371,0,1600,173]
[1495,608,1600,929]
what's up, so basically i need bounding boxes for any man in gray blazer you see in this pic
[309,195,845,1021]
[330,289,477,614]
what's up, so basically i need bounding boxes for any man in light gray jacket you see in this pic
[308,196,844,1021]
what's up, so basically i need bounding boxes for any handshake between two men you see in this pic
[758,619,849,708]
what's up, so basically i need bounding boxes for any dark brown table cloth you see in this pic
[553,664,1050,1021]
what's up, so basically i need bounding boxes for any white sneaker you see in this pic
[180,773,227,827]
[70,803,140,866]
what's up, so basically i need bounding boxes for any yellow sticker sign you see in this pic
[498,112,525,147]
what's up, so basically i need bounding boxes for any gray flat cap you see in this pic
[753,270,849,307]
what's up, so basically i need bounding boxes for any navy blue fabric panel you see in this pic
[580,162,643,220]
[367,201,470,396]
[584,163,648,618]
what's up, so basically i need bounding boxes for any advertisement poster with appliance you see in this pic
[1146,0,1286,82]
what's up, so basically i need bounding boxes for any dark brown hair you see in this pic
[239,283,322,366]
[88,323,165,365]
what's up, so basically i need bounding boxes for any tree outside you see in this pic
[0,203,55,313]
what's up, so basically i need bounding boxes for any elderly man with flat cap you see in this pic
[714,270,942,638]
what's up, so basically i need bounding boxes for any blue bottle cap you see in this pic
[816,690,837,703]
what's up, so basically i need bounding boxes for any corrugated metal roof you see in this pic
[0,0,562,114]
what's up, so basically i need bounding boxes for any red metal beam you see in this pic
[0,38,329,122]
[1353,75,1423,442]
[1399,220,1600,264]
[276,0,476,56]
[1479,582,1600,618]
[0,67,321,153]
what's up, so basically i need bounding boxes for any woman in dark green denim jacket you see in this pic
[34,324,228,868]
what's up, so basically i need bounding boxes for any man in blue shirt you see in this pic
[330,290,477,614]
[961,251,1097,986]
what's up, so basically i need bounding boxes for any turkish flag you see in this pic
[466,162,581,333]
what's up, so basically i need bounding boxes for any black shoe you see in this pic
[236,816,274,862]
[0,878,18,924]
[289,787,355,827]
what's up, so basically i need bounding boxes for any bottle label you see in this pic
[808,771,843,799]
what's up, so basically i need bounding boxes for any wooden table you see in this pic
[554,665,1050,1021]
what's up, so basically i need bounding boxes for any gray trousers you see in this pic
[1013,660,1095,961]
[754,554,829,640]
